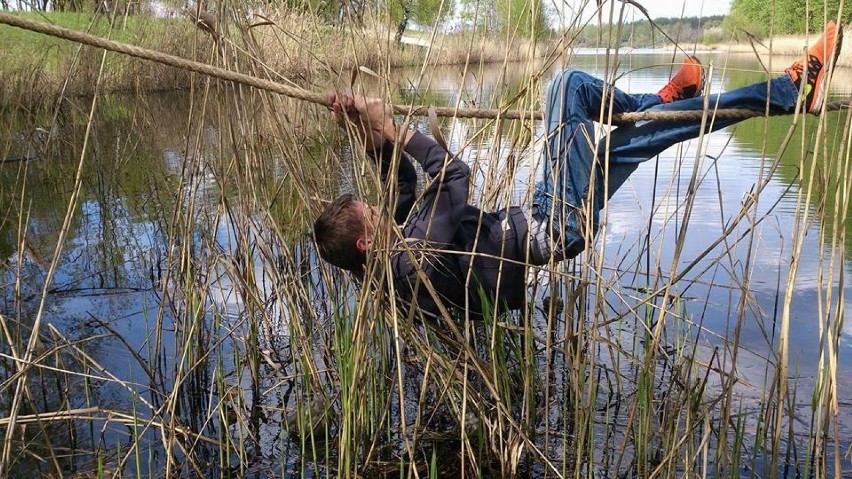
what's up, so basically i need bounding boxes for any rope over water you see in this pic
[1,12,850,122]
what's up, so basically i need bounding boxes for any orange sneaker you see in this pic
[658,56,705,103]
[786,20,843,114]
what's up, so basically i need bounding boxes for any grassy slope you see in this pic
[0,11,206,99]
[1,12,185,68]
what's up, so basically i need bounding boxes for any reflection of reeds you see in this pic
[0,4,849,479]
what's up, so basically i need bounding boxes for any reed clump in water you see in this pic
[220,7,551,71]
[0,2,850,477]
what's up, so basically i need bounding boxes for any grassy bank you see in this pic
[726,33,852,68]
[0,9,548,103]
[1,7,850,478]
[0,12,208,102]
[6,10,849,104]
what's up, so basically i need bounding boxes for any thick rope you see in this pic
[1,12,850,122]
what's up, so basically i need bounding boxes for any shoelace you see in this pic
[789,55,823,87]
[806,55,824,85]
[660,82,686,102]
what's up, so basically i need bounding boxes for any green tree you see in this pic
[410,0,454,27]
[495,0,547,39]
[387,0,455,41]
[724,0,851,36]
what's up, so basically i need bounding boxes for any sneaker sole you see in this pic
[811,23,844,114]
[690,56,706,97]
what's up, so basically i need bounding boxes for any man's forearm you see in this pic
[369,140,417,224]
[381,122,416,149]
[402,132,467,178]
[398,131,470,245]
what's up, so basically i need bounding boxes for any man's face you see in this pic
[352,200,380,250]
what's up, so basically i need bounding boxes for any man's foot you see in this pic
[786,20,843,114]
[658,56,705,103]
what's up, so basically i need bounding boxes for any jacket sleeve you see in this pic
[389,131,471,317]
[370,141,418,224]
[399,131,470,245]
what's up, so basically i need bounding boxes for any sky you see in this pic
[571,0,732,21]
[639,0,731,19]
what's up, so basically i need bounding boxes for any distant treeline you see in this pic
[573,16,726,48]
[14,0,849,43]
[726,0,851,36]
[566,0,850,49]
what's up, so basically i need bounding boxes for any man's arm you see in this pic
[370,141,417,225]
[398,131,469,245]
[389,130,471,317]
[328,93,469,242]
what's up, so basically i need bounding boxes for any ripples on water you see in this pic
[417,54,852,462]
[2,52,851,474]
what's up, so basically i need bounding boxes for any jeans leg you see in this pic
[603,74,801,193]
[533,70,801,260]
[533,68,663,258]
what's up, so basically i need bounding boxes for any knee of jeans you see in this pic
[548,68,586,100]
[552,68,584,84]
[560,224,587,260]
[533,182,552,214]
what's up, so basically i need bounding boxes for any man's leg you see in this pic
[605,20,841,193]
[534,21,840,262]
[602,75,800,193]
[532,68,667,259]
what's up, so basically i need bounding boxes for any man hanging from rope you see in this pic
[313,21,843,320]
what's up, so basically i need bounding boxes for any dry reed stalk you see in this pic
[2,1,851,477]
[0,47,109,476]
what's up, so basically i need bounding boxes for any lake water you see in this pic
[408,53,852,394]
[1,51,850,476]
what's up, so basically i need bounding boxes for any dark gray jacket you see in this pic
[375,132,530,320]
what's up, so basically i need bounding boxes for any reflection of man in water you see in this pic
[313,22,842,320]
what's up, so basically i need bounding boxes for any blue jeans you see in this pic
[532,68,801,259]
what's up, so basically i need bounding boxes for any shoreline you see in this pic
[2,11,850,104]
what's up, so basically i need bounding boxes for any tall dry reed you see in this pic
[0,1,849,477]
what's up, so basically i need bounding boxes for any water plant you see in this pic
[0,1,850,478]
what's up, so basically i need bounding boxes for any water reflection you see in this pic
[1,52,850,474]
[394,55,852,326]
[393,54,852,472]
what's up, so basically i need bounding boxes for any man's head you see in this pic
[313,193,380,273]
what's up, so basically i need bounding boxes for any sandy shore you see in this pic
[684,35,852,69]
